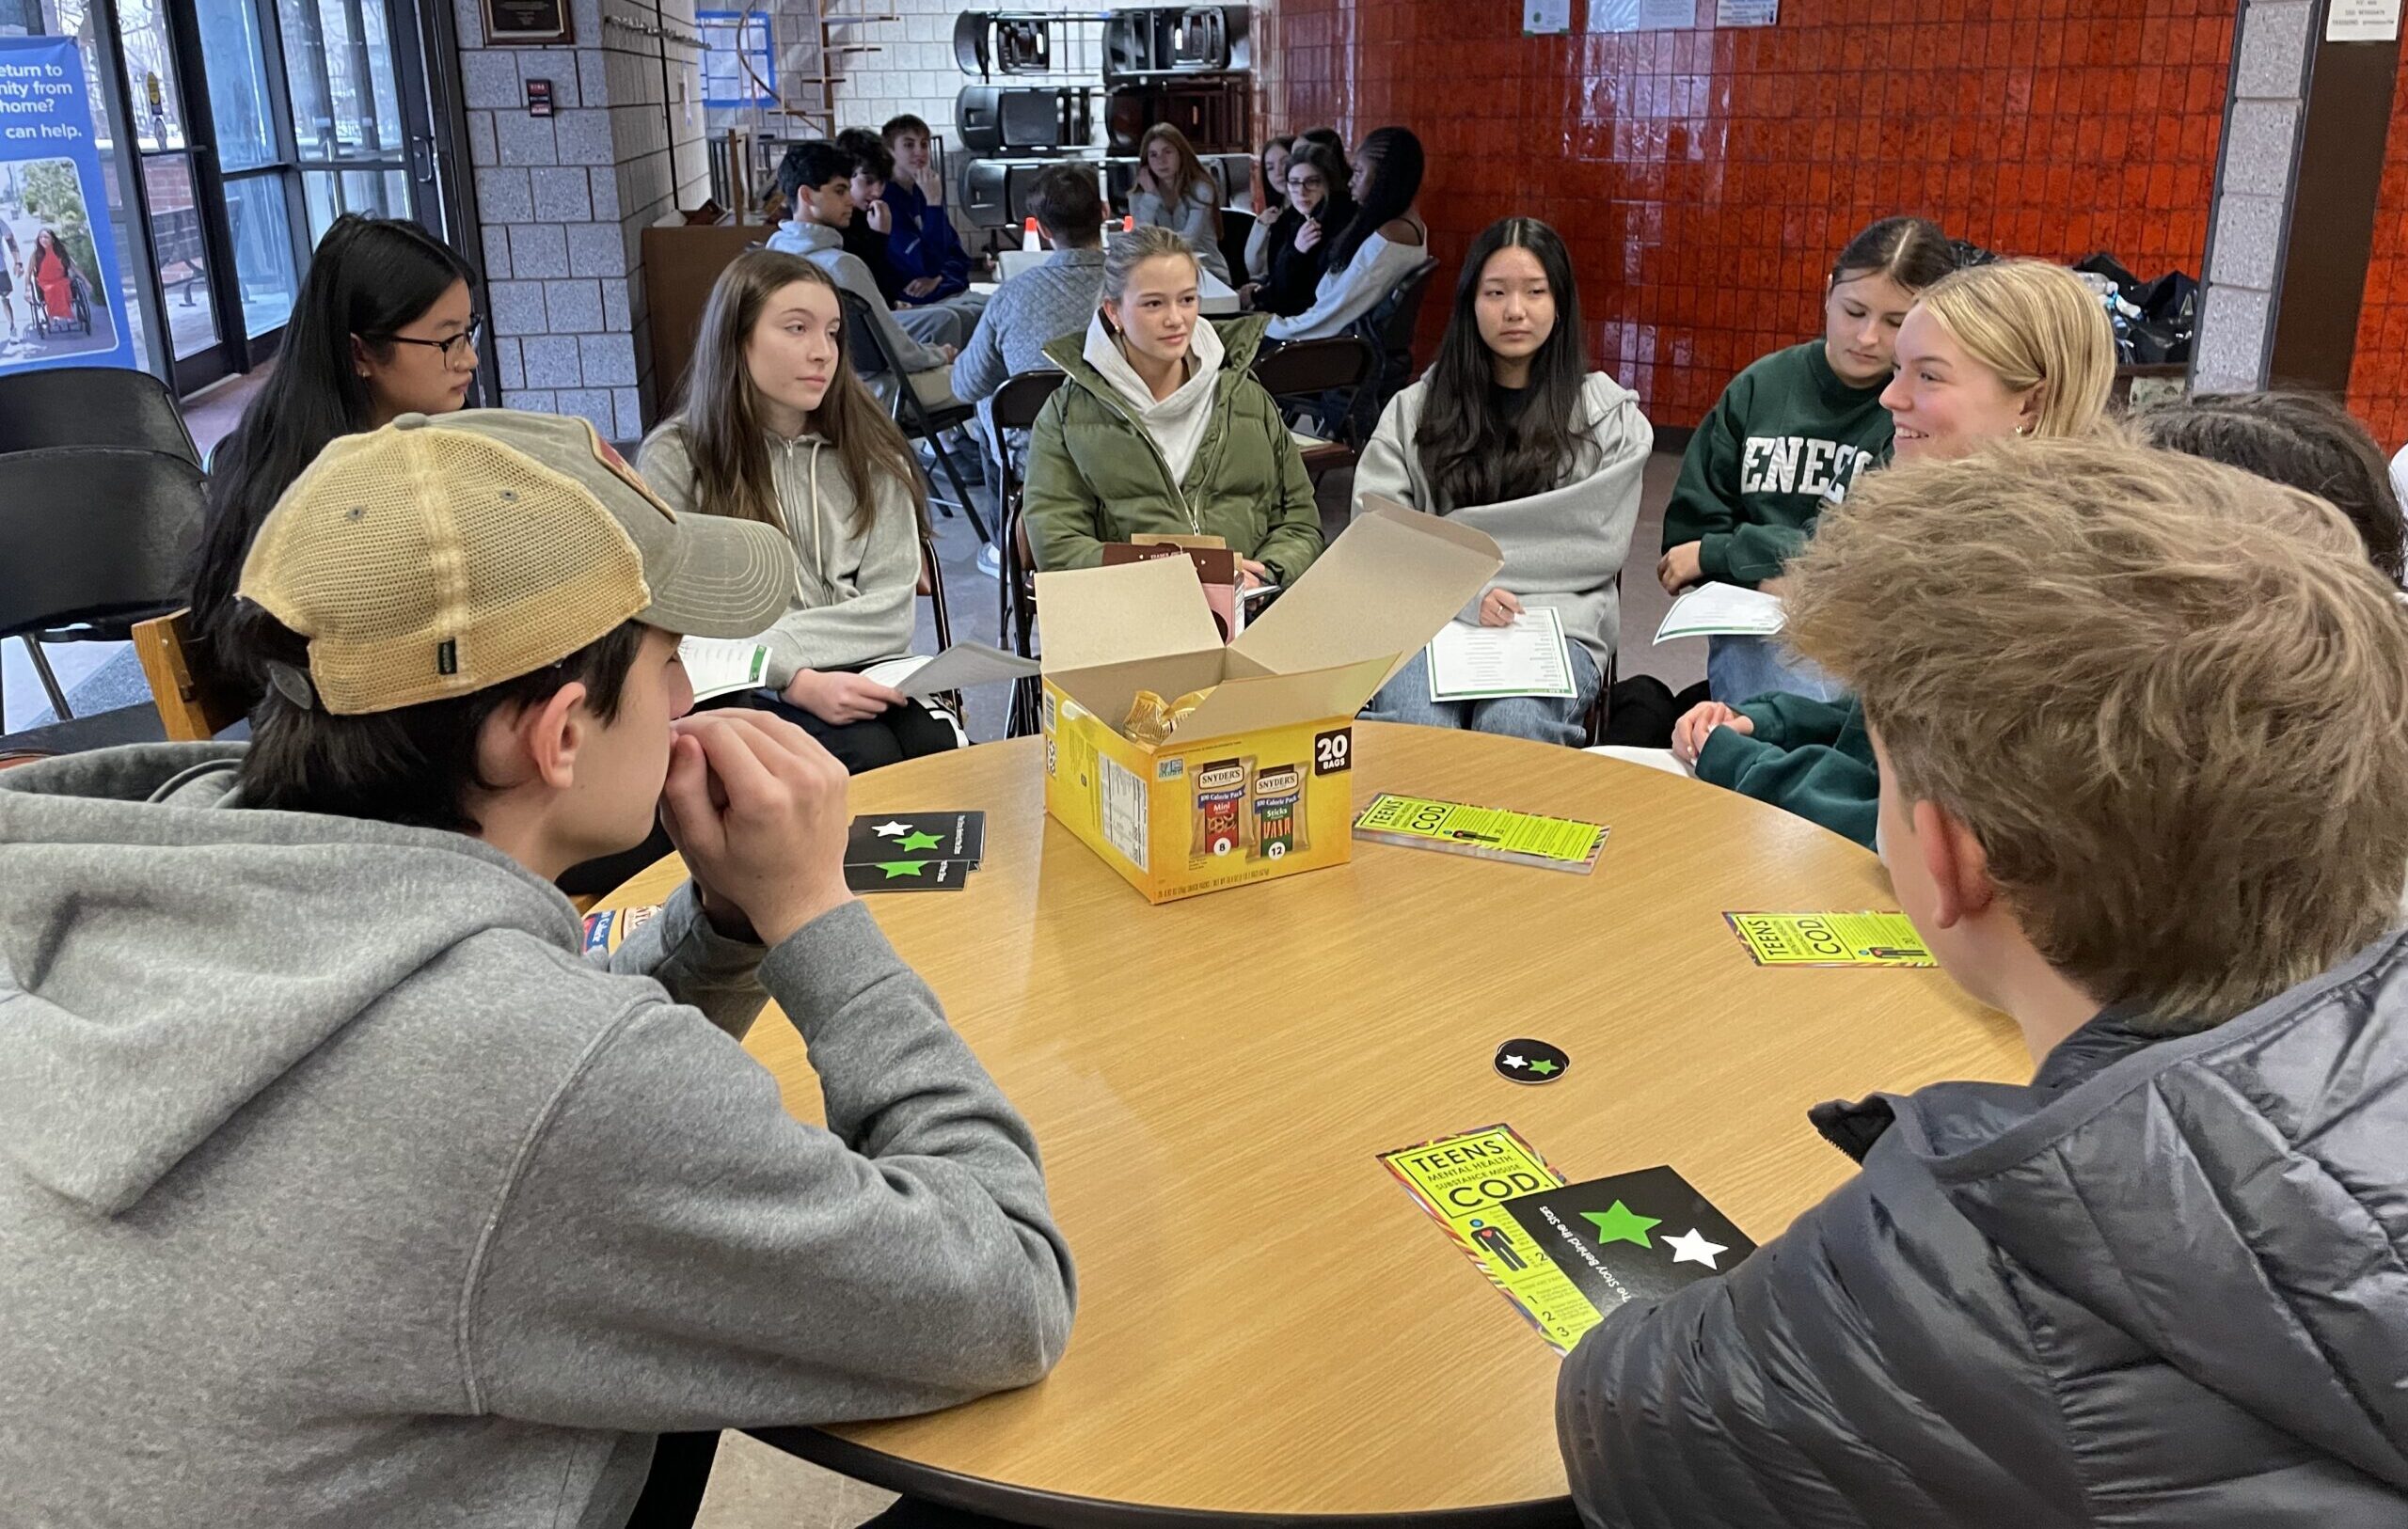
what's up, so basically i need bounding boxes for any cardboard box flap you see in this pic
[1167,654,1397,742]
[1037,556,1225,674]
[1230,500,1503,677]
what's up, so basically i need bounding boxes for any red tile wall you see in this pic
[2348,47,2408,451]
[1262,0,2235,429]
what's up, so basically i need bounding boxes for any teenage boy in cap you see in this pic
[1558,437,2408,1525]
[0,411,1073,1525]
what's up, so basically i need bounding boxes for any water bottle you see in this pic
[1022,217,1040,252]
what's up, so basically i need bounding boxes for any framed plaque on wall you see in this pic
[482,0,573,45]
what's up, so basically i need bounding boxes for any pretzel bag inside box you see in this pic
[1037,501,1502,903]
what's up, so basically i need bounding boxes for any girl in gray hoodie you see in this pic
[1353,217,1652,748]
[642,249,959,772]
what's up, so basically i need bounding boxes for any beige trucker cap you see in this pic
[237,410,794,716]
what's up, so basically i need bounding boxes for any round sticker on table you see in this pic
[1495,1038,1570,1083]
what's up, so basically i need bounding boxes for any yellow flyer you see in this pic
[1380,1124,1606,1353]
[1725,910,1936,968]
[1354,793,1608,873]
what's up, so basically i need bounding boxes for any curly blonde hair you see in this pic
[1784,435,2408,1028]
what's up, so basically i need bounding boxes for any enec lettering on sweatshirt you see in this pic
[1739,436,1879,501]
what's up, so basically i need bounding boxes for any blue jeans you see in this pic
[1361,642,1603,748]
[1707,634,1846,706]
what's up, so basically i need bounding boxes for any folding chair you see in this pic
[0,448,204,734]
[134,609,247,741]
[1250,335,1375,484]
[1345,256,1440,445]
[0,366,200,462]
[988,369,1069,737]
[836,290,991,544]
[915,530,965,722]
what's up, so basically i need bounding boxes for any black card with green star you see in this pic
[843,855,974,892]
[846,812,986,869]
[1501,1166,1757,1316]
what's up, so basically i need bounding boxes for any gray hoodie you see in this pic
[639,424,920,688]
[0,746,1073,1527]
[766,218,948,375]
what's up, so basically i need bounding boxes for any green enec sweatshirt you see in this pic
[1661,341,1893,587]
[1694,692,1878,848]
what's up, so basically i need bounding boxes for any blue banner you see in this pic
[0,37,138,375]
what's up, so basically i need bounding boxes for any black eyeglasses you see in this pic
[380,316,485,363]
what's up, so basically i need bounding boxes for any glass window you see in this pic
[223,171,295,335]
[300,165,411,241]
[140,154,221,358]
[110,0,190,152]
[281,0,402,161]
[197,0,279,172]
[26,0,163,372]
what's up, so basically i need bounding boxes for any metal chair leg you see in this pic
[24,637,71,719]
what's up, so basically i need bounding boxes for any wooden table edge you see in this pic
[746,1426,1580,1529]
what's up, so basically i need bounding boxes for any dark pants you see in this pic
[744,689,961,774]
[626,1431,720,1528]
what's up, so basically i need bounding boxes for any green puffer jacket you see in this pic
[1020,315,1325,582]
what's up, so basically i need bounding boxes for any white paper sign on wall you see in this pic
[1524,0,1573,35]
[2328,0,2402,42]
[1717,0,1778,24]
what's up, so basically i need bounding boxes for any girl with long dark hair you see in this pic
[1266,126,1426,341]
[189,215,477,677]
[1354,217,1651,746]
[638,248,959,772]
[1657,215,1955,703]
[1242,140,1353,318]
[1256,134,1293,215]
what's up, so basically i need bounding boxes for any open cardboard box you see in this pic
[1036,499,1503,903]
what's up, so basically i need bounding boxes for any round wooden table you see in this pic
[594,723,2024,1527]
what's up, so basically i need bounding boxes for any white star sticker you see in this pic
[1502,1054,1528,1068]
[1665,1228,1728,1269]
[871,820,911,838]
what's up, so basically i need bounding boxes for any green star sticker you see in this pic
[897,830,944,852]
[877,859,929,878]
[1582,1201,1660,1249]
[1528,1058,1559,1076]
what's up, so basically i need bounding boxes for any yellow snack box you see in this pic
[1037,500,1502,903]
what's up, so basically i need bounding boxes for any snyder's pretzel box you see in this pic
[1036,501,1502,903]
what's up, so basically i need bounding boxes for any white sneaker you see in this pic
[975,543,1002,580]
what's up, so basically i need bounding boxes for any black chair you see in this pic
[835,290,992,544]
[0,366,200,462]
[988,369,1069,737]
[1345,256,1440,445]
[0,449,204,735]
[1250,336,1375,482]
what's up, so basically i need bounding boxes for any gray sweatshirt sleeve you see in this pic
[466,900,1075,1430]
[1244,217,1275,281]
[755,470,921,687]
[1351,390,1420,516]
[1266,236,1415,342]
[594,881,770,1043]
[951,286,1012,402]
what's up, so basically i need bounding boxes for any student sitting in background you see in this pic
[190,214,478,696]
[1560,436,2408,1528]
[1266,126,1427,343]
[952,163,1108,404]
[641,250,961,774]
[2134,390,2407,587]
[1243,141,1354,319]
[0,409,1071,1525]
[1657,216,1956,704]
[1022,225,1323,584]
[879,114,973,306]
[768,140,959,408]
[834,126,908,308]
[1255,134,1292,217]
[1354,217,1652,747]
[1670,260,2116,845]
[1129,122,1231,284]
[1295,126,1349,184]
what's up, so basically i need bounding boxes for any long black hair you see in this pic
[1829,215,1955,291]
[1414,217,1589,510]
[1330,126,1423,269]
[1283,141,1354,229]
[190,215,473,646]
[1259,134,1293,213]
[2135,391,2407,586]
